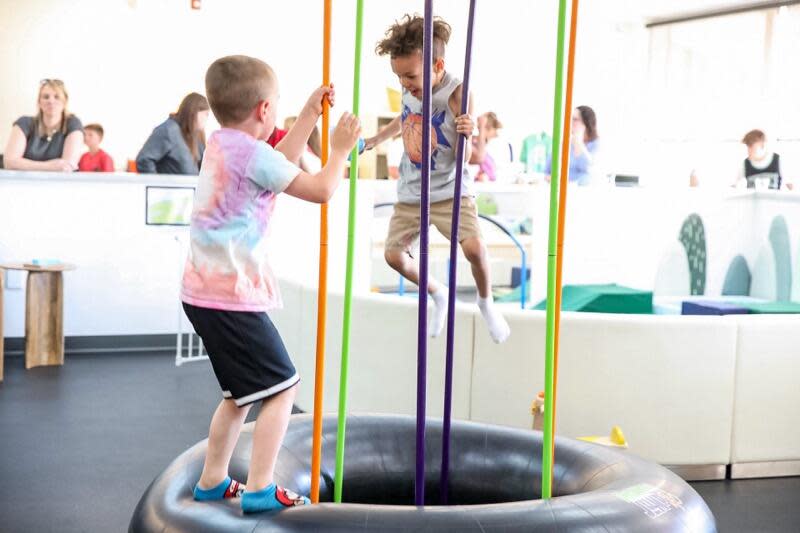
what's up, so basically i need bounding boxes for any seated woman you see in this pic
[136,93,209,175]
[3,79,83,171]
[545,105,601,186]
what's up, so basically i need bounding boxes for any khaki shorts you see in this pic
[385,196,482,252]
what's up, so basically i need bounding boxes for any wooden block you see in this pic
[24,271,65,369]
[0,262,75,273]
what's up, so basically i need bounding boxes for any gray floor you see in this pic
[0,352,798,532]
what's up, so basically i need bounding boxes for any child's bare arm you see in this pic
[451,86,475,163]
[276,85,334,164]
[364,115,402,150]
[284,113,361,204]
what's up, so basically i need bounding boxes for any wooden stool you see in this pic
[0,262,76,375]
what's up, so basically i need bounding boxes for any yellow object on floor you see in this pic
[578,426,628,448]
[529,391,627,449]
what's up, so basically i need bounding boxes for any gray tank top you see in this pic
[397,71,472,204]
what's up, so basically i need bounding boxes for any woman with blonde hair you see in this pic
[136,92,209,175]
[3,79,83,171]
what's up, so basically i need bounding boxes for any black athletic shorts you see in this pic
[182,303,299,407]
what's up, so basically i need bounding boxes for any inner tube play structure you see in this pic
[131,0,718,531]
[129,414,717,532]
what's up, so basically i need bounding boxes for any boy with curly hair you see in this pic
[366,15,510,343]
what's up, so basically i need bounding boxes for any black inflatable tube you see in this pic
[130,414,716,532]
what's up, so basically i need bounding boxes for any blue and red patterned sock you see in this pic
[193,476,244,501]
[241,484,310,513]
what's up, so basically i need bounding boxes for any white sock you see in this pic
[477,296,511,344]
[429,286,448,338]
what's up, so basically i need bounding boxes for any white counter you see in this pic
[0,170,373,338]
[0,169,199,186]
[2,170,799,338]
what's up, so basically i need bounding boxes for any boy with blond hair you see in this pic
[365,15,510,343]
[181,55,360,513]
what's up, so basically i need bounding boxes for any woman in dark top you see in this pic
[136,93,209,175]
[3,79,83,171]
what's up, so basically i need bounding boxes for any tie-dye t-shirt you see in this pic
[181,128,301,311]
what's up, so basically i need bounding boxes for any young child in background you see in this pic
[735,129,784,190]
[470,112,515,183]
[78,123,114,171]
[364,15,510,344]
[470,114,497,182]
[181,55,360,513]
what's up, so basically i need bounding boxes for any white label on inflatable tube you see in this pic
[616,483,684,519]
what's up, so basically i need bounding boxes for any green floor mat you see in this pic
[744,302,800,314]
[533,283,653,314]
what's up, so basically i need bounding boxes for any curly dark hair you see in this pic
[375,14,451,60]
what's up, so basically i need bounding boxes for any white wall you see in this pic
[1,1,798,185]
[0,0,647,175]
[642,5,800,187]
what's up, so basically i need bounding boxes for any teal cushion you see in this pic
[722,255,751,296]
[745,302,800,314]
[534,284,653,314]
[769,216,792,302]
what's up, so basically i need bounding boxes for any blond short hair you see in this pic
[36,79,72,137]
[205,55,276,126]
[483,112,503,130]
